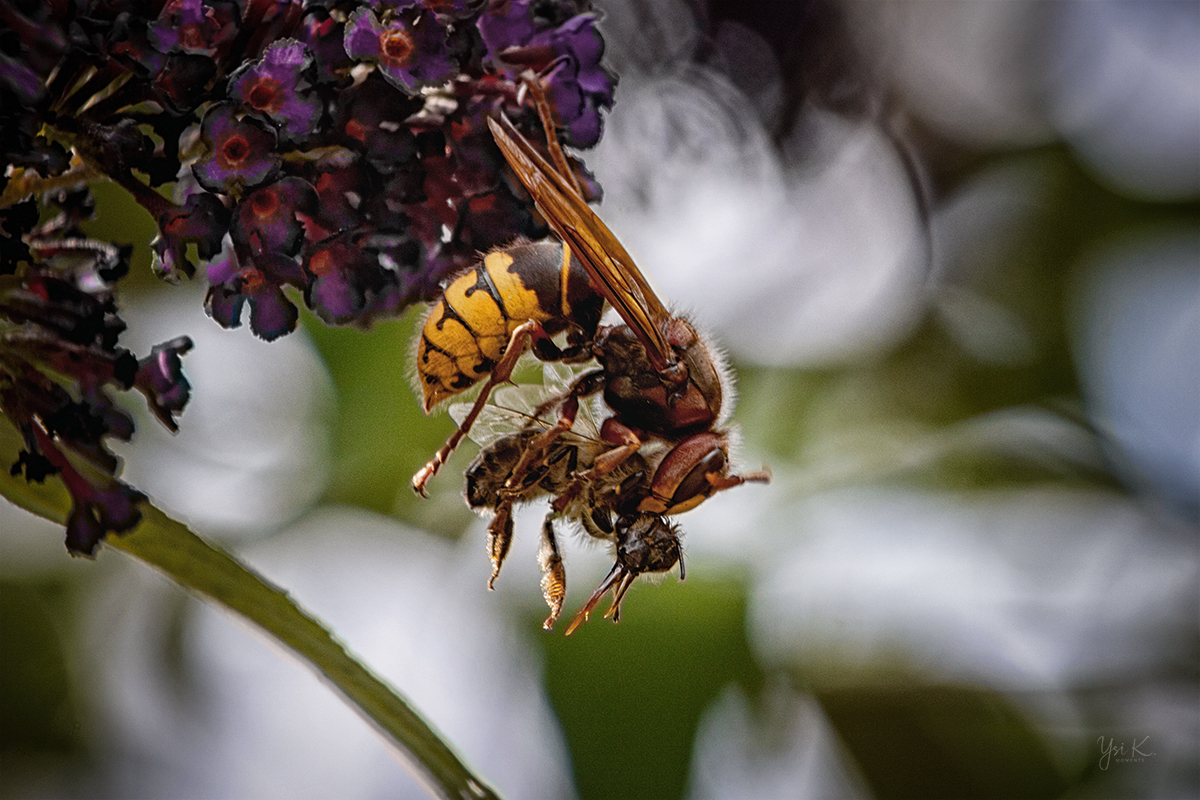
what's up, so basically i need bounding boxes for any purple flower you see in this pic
[298,8,352,85]
[205,249,303,340]
[151,192,231,282]
[344,7,455,94]
[135,337,194,433]
[312,155,370,232]
[228,39,324,140]
[149,0,235,57]
[304,231,423,323]
[335,73,423,173]
[1,227,193,555]
[230,177,318,257]
[478,3,614,146]
[193,103,282,195]
[40,427,146,557]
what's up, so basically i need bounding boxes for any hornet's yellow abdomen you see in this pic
[415,240,604,412]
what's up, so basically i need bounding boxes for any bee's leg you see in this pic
[538,514,566,630]
[486,498,516,590]
[552,419,643,513]
[412,319,550,496]
[505,368,605,494]
[503,393,582,496]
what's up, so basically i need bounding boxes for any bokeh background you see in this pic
[3,0,1198,798]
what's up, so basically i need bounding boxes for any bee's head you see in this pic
[564,514,683,635]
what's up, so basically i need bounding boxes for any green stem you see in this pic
[0,425,501,800]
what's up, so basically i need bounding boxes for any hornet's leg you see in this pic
[413,319,550,496]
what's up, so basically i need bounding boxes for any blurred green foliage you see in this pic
[539,571,762,800]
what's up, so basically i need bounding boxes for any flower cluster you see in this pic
[1,189,192,554]
[1,0,616,551]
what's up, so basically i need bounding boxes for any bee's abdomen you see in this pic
[417,241,597,412]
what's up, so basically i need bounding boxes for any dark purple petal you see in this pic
[344,7,385,60]
[193,103,281,195]
[478,0,537,57]
[204,251,299,340]
[231,177,318,256]
[205,280,245,329]
[454,186,539,253]
[312,155,370,231]
[205,249,237,284]
[135,336,193,432]
[299,9,351,84]
[152,52,217,111]
[304,235,377,322]
[303,231,425,323]
[228,39,323,139]
[29,426,144,557]
[107,12,166,76]
[335,74,423,172]
[62,473,145,556]
[151,192,231,281]
[551,15,610,99]
[149,0,233,56]
[565,102,602,149]
[247,285,299,341]
[253,252,307,286]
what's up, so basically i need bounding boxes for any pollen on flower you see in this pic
[220,134,251,168]
[381,28,416,67]
[180,25,207,50]
[344,119,369,142]
[245,77,284,113]
[240,268,266,291]
[308,248,334,276]
[251,189,280,219]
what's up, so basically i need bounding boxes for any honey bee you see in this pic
[458,375,684,632]
[412,78,768,631]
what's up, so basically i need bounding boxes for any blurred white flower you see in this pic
[930,156,1059,366]
[846,0,1055,147]
[748,487,1198,690]
[687,682,872,800]
[80,508,575,799]
[587,70,927,367]
[1072,227,1200,513]
[1047,0,1200,200]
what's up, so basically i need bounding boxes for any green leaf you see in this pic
[0,424,499,800]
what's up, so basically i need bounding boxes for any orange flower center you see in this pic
[250,188,279,219]
[308,248,335,276]
[245,77,284,113]
[239,268,266,291]
[219,134,251,168]
[380,27,415,67]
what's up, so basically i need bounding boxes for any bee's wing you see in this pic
[488,115,674,372]
[449,362,600,448]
